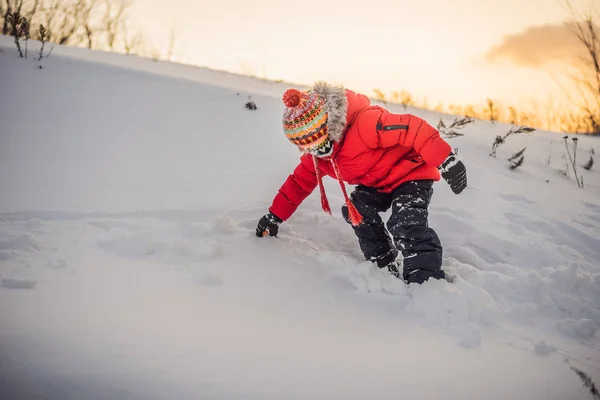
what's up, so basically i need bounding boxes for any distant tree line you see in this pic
[0,0,175,59]
[370,89,598,135]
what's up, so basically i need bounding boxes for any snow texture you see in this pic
[1,35,600,399]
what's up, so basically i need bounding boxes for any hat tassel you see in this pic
[313,156,332,215]
[312,156,363,226]
[331,159,363,226]
[345,198,363,227]
[330,159,363,226]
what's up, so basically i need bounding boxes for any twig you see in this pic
[508,147,526,169]
[437,116,473,138]
[245,96,257,110]
[563,136,582,187]
[584,155,594,170]
[490,126,535,157]
[573,137,578,168]
[7,11,24,58]
[571,367,600,399]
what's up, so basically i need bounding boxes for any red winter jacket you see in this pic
[270,85,452,221]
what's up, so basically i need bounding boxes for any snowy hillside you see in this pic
[1,35,600,399]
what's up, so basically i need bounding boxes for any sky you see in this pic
[129,0,590,111]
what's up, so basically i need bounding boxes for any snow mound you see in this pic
[557,319,597,339]
[97,214,242,263]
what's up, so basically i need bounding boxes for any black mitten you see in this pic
[256,212,283,237]
[439,152,467,194]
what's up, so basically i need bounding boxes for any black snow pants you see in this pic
[341,180,444,283]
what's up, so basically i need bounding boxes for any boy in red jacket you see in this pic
[256,82,467,284]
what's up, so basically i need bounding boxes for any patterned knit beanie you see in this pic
[282,88,333,157]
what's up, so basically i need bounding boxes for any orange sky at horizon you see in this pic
[128,0,591,112]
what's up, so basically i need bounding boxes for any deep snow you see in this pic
[1,35,600,399]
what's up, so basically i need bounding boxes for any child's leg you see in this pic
[342,186,396,267]
[386,180,445,284]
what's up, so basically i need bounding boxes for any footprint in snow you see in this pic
[499,193,538,205]
[582,202,600,214]
[194,270,223,287]
[0,277,38,290]
[0,251,11,261]
[46,259,67,269]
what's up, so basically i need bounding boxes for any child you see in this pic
[256,82,467,284]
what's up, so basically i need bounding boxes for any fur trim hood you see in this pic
[310,81,348,143]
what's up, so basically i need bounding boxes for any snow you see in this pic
[534,340,554,356]
[1,35,600,399]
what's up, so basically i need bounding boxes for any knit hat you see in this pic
[282,88,333,157]
[281,87,363,226]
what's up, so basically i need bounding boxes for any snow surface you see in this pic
[1,35,600,399]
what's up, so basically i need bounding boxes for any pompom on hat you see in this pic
[280,87,363,226]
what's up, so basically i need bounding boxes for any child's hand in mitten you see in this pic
[439,151,467,194]
[256,212,283,237]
